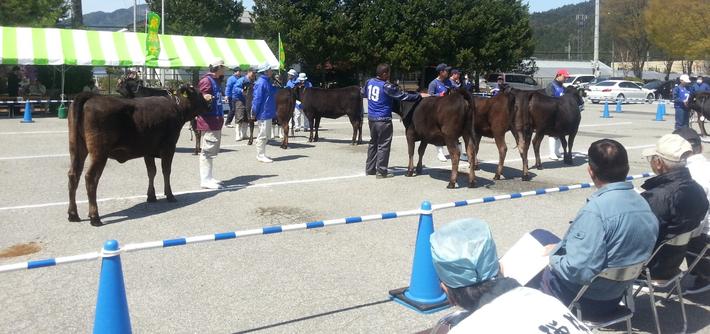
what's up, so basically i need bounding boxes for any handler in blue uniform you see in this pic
[545,69,569,160]
[364,63,425,178]
[674,74,693,129]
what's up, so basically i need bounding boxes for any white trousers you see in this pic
[256,119,272,157]
[548,137,562,157]
[200,130,221,159]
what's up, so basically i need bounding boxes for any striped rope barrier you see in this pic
[0,172,654,274]
[0,100,73,104]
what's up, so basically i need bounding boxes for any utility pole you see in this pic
[160,0,165,86]
[593,0,599,77]
[133,0,137,32]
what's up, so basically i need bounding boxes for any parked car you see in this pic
[563,74,596,89]
[643,80,675,100]
[586,80,656,104]
[486,73,540,90]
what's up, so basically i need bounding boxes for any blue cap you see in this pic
[430,218,499,288]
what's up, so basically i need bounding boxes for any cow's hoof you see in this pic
[493,174,501,180]
[468,182,476,188]
[314,138,319,142]
[350,142,356,146]
[280,145,287,150]
[447,182,456,189]
[90,218,103,227]
[166,195,177,203]
[192,152,198,156]
[247,141,253,146]
[535,164,543,170]
[522,174,531,181]
[405,171,414,177]
[68,213,81,222]
[147,195,157,203]
[564,158,573,165]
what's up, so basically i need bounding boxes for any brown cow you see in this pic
[397,88,478,188]
[294,86,364,145]
[525,86,584,169]
[472,90,521,180]
[67,86,209,226]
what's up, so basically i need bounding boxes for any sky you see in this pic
[82,0,587,15]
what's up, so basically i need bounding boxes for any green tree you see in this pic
[602,0,650,79]
[0,0,67,27]
[147,0,244,37]
[645,0,710,76]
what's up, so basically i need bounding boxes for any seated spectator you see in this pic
[429,218,590,334]
[641,134,709,280]
[83,79,100,94]
[671,128,710,294]
[537,139,658,317]
[23,78,46,96]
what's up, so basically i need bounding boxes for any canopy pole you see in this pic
[61,65,66,102]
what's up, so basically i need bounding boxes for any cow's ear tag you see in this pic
[182,92,188,98]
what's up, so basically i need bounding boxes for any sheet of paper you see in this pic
[499,233,550,285]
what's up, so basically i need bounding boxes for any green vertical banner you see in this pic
[145,11,161,64]
[278,33,285,70]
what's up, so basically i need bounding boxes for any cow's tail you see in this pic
[459,88,476,143]
[68,92,93,150]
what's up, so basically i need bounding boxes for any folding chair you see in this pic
[666,226,710,298]
[568,261,645,334]
[633,229,695,334]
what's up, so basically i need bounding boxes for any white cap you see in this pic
[297,73,308,82]
[209,58,225,68]
[642,134,692,162]
[257,62,273,73]
[680,74,691,83]
[287,69,297,76]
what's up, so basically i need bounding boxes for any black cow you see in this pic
[295,86,363,145]
[116,77,203,155]
[690,92,710,136]
[67,86,209,226]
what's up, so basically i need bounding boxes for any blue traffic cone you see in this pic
[389,201,450,314]
[661,102,666,117]
[93,240,132,334]
[601,101,611,118]
[654,101,665,121]
[615,99,622,113]
[21,100,34,123]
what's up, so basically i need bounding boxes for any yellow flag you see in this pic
[278,33,285,70]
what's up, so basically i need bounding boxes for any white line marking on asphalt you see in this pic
[579,122,632,128]
[0,153,69,160]
[0,130,68,135]
[0,142,657,212]
[0,173,364,212]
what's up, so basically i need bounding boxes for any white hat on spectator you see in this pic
[209,58,225,68]
[680,74,691,83]
[287,69,297,76]
[297,73,308,82]
[642,134,692,162]
[257,62,273,73]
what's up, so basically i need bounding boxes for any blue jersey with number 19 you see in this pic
[366,78,393,120]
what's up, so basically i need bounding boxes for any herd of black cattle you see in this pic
[66,77,710,226]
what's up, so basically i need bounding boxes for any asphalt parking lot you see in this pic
[0,101,708,333]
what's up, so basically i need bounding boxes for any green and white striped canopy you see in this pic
[0,26,279,69]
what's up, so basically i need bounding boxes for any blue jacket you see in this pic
[550,182,659,301]
[546,80,565,97]
[286,78,299,89]
[251,75,277,121]
[428,78,451,96]
[692,82,710,93]
[234,76,250,103]
[225,74,240,100]
[673,85,691,109]
[364,78,420,120]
